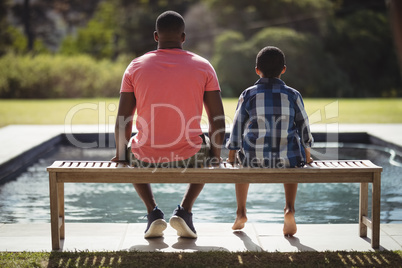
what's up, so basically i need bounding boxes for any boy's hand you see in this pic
[111,156,128,164]
[304,148,313,164]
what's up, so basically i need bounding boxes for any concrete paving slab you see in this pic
[62,223,128,252]
[0,124,113,166]
[309,124,402,151]
[0,223,401,252]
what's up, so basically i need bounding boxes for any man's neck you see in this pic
[158,41,182,50]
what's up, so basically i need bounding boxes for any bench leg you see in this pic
[49,172,60,250]
[359,182,368,237]
[371,173,381,249]
[58,182,65,239]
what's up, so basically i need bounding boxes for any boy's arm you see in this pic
[111,92,136,163]
[294,95,313,148]
[304,147,313,164]
[204,90,225,166]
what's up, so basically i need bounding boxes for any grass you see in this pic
[0,98,401,127]
[0,98,119,127]
[1,250,401,267]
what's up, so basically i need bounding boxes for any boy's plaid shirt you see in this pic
[226,78,313,168]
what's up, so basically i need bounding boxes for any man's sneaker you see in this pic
[144,207,167,238]
[169,205,197,238]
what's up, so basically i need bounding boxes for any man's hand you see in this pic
[226,150,237,166]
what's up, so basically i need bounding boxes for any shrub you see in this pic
[212,31,255,98]
[251,28,350,97]
[212,28,350,98]
[0,53,127,98]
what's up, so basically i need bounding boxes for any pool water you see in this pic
[0,145,401,224]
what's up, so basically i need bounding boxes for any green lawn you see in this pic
[0,98,401,127]
[1,250,401,268]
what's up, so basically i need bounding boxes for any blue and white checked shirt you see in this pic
[226,78,313,168]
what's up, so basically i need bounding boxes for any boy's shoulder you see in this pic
[242,78,302,99]
[280,82,302,97]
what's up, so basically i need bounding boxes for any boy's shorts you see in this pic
[126,135,211,168]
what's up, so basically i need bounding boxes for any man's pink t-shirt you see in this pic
[120,49,220,163]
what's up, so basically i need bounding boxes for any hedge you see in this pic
[0,53,127,98]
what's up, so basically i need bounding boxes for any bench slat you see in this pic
[76,162,86,168]
[47,160,382,172]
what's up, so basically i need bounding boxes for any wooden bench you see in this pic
[47,160,382,250]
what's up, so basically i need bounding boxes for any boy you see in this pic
[226,46,313,236]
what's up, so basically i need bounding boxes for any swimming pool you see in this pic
[0,144,401,225]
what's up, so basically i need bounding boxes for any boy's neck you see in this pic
[260,75,281,79]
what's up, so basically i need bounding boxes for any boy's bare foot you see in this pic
[283,209,297,236]
[232,215,247,230]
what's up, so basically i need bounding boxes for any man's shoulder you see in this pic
[133,50,157,61]
[127,51,155,66]
[183,50,212,65]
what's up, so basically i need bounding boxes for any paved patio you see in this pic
[0,223,401,252]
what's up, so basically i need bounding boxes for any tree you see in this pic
[212,31,255,97]
[8,0,102,53]
[59,1,118,59]
[59,0,199,59]
[213,28,349,98]
[204,0,333,37]
[115,0,198,57]
[388,0,402,79]
[325,9,401,97]
[0,0,12,55]
[11,0,53,51]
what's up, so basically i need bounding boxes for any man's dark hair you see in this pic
[156,11,185,34]
[256,46,286,78]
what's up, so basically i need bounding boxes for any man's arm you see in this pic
[203,90,225,165]
[227,150,237,165]
[111,92,136,162]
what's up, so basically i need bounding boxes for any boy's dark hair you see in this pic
[256,46,286,78]
[156,11,185,34]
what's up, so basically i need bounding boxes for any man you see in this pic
[112,11,225,239]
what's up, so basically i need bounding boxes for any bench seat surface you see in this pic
[47,160,382,184]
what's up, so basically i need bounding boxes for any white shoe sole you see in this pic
[169,216,197,238]
[144,219,167,238]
